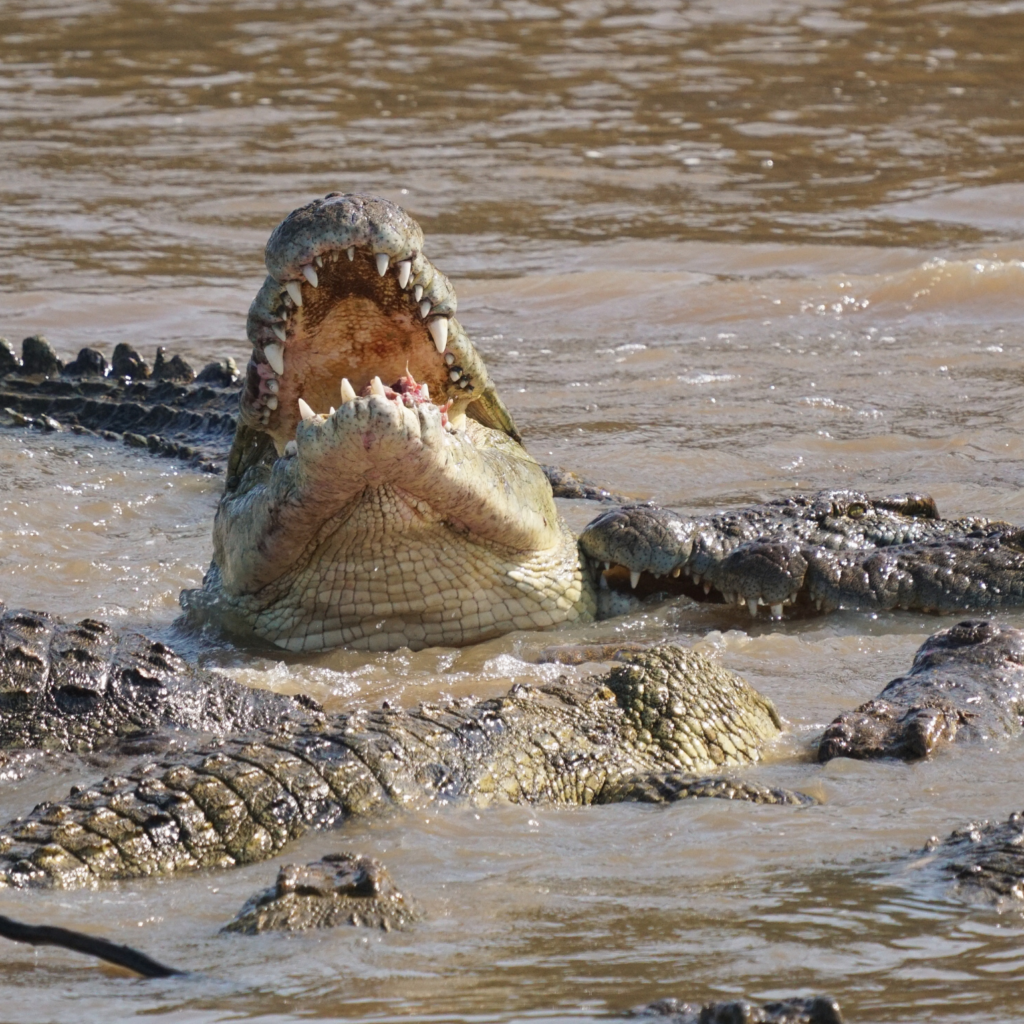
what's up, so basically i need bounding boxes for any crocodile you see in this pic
[0,633,802,891]
[223,851,419,934]
[924,809,1024,903]
[632,996,844,1024]
[0,605,320,756]
[818,619,1024,761]
[4,194,1024,653]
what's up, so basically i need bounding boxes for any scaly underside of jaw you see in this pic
[242,192,518,454]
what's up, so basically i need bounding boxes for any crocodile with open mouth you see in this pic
[2,193,1023,655]
[164,192,1022,652]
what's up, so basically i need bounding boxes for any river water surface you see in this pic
[2,1,1024,1021]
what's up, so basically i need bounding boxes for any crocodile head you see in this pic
[239,193,518,453]
[181,194,592,652]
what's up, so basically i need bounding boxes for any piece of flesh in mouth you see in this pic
[242,246,462,454]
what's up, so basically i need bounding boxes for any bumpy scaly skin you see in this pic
[0,642,800,890]
[0,361,237,470]
[224,852,418,933]
[181,194,595,651]
[633,995,844,1024]
[581,490,1024,619]
[818,620,1024,761]
[928,811,1024,902]
[0,606,319,753]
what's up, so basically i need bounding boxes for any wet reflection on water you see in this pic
[2,0,1024,1021]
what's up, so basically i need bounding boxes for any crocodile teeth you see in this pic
[284,439,297,456]
[285,280,304,307]
[301,264,319,288]
[421,383,429,400]
[271,324,287,343]
[671,567,681,578]
[340,377,356,403]
[428,318,448,353]
[266,378,279,394]
[419,299,432,318]
[264,343,285,375]
[629,570,641,589]
[747,598,758,618]
[347,246,355,261]
[315,256,323,268]
[449,369,461,382]
[298,398,315,421]
[329,406,336,415]
[770,603,784,618]
[266,396,278,410]
[396,260,412,289]
[370,375,387,397]
[375,253,390,276]
[703,581,712,594]
[413,284,423,302]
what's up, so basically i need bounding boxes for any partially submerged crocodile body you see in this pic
[0,630,798,890]
[818,619,1024,761]
[4,193,1024,656]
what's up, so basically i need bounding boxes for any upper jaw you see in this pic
[241,192,518,454]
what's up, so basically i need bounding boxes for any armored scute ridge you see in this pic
[0,336,239,471]
[0,640,802,890]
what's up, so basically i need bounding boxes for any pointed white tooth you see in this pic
[747,598,758,618]
[444,352,455,366]
[629,570,641,589]
[413,284,423,302]
[421,383,429,400]
[315,256,323,268]
[671,567,681,578]
[449,369,461,382]
[284,439,297,457]
[266,396,278,410]
[271,324,287,343]
[770,603,784,619]
[340,378,357,403]
[266,378,279,394]
[285,280,303,307]
[703,581,711,594]
[428,317,448,353]
[396,260,411,289]
[347,246,355,261]
[298,398,315,421]
[329,406,336,415]
[603,562,611,571]
[370,376,386,397]
[302,264,319,288]
[599,574,609,590]
[375,252,389,276]
[419,299,432,318]
[264,343,285,375]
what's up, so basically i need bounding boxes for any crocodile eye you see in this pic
[847,504,865,519]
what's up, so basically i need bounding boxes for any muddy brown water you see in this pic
[2,1,1024,1020]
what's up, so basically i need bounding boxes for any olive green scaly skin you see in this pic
[0,642,799,890]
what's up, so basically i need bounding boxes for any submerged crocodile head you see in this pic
[181,194,593,651]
